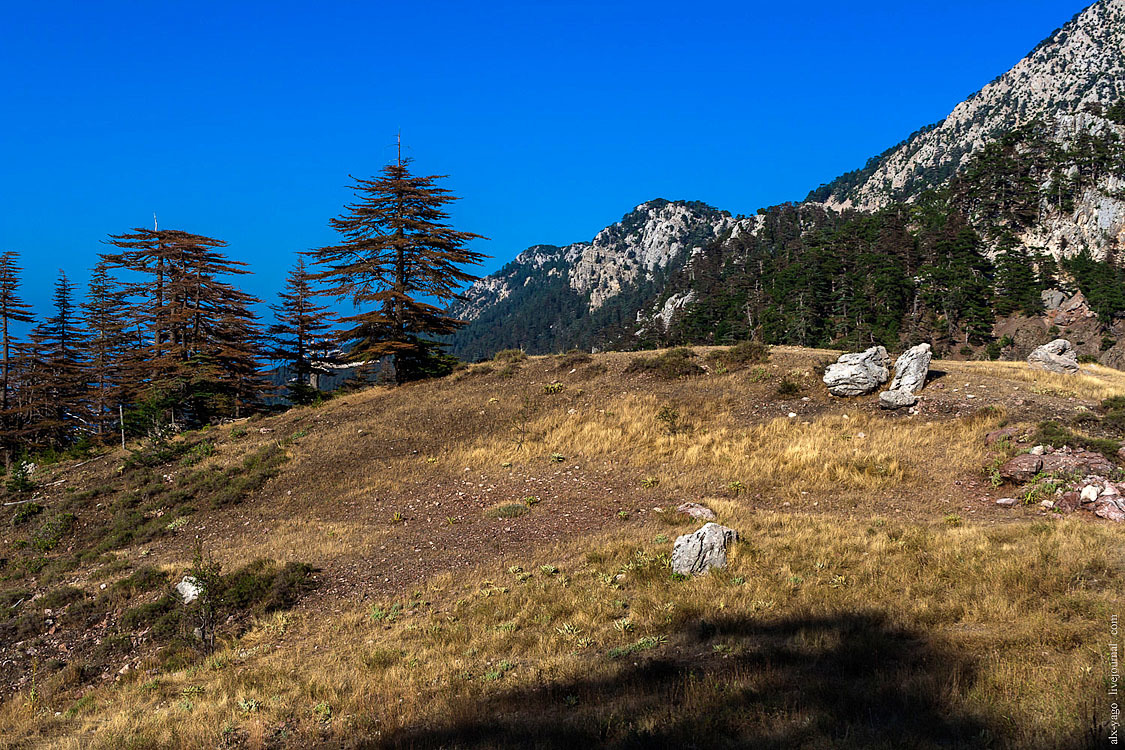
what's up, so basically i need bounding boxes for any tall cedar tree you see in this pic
[82,259,131,437]
[22,272,86,448]
[0,251,34,418]
[268,257,336,402]
[105,228,267,422]
[309,153,487,381]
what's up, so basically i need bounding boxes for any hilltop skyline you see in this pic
[0,0,1093,312]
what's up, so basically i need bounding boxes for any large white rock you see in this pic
[823,346,891,397]
[1028,338,1079,374]
[175,576,203,605]
[671,523,739,576]
[888,343,932,394]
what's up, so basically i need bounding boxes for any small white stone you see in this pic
[175,576,203,605]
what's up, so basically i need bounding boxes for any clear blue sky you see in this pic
[0,0,1093,315]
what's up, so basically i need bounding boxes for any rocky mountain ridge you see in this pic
[450,0,1125,360]
[813,0,1125,212]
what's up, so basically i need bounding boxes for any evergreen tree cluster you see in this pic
[0,154,484,457]
[454,115,1125,359]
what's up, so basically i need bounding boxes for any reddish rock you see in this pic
[1040,450,1115,476]
[998,454,1043,482]
[1094,498,1125,522]
[1056,491,1081,511]
[985,427,1019,445]
[676,502,717,521]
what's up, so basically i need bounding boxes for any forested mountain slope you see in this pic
[451,0,1125,361]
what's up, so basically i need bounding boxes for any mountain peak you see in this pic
[814,0,1125,211]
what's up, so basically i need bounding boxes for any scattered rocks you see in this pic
[671,523,739,576]
[1050,291,1097,328]
[175,576,202,605]
[888,343,932,394]
[1027,338,1079,374]
[1074,477,1125,522]
[675,502,717,521]
[995,497,1019,507]
[823,346,891,397]
[878,390,916,410]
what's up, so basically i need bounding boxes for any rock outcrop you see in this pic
[878,343,932,409]
[823,346,891,397]
[1027,339,1079,374]
[1050,292,1098,328]
[998,446,1116,482]
[888,343,932,394]
[671,523,739,576]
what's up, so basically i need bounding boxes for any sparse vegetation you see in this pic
[625,347,704,379]
[1,346,1123,749]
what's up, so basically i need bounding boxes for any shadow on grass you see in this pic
[374,610,1101,750]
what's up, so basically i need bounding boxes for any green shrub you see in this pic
[1103,396,1125,411]
[706,341,770,370]
[40,585,87,610]
[555,350,592,369]
[493,349,527,363]
[775,378,802,398]
[32,512,77,552]
[6,464,36,494]
[112,566,169,598]
[625,348,704,379]
[11,502,43,526]
[1031,420,1120,459]
[485,503,529,519]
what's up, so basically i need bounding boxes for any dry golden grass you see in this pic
[3,511,1118,749]
[4,345,1125,749]
[455,394,1004,500]
[950,359,1125,402]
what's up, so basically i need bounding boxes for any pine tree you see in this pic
[81,259,131,438]
[23,272,86,447]
[106,227,268,422]
[993,240,1042,316]
[268,257,337,402]
[1108,98,1125,126]
[309,149,487,381]
[0,251,34,416]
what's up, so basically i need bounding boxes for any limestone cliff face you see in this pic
[818,0,1125,215]
[1015,113,1125,260]
[452,199,738,323]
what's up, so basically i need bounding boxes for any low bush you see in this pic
[707,341,770,371]
[1031,420,1120,459]
[625,348,704,379]
[485,503,530,519]
[10,502,43,526]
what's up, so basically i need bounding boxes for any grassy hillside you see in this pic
[1,347,1123,748]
